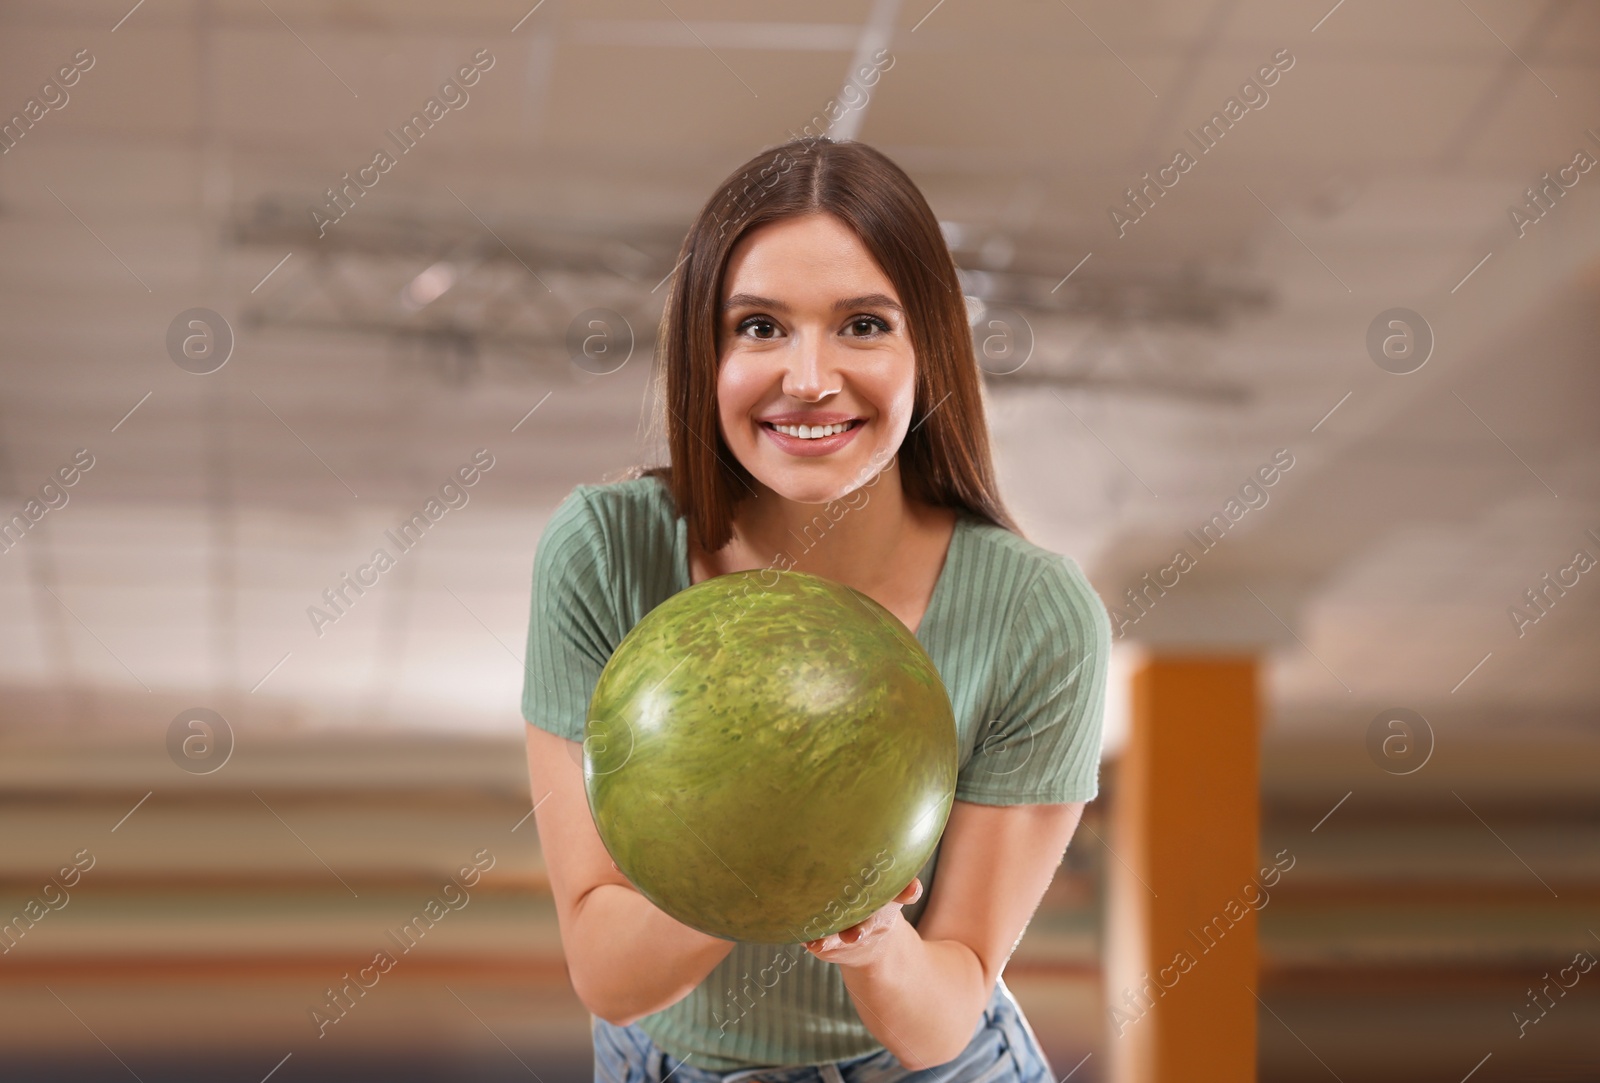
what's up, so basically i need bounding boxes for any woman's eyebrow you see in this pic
[721,292,904,315]
[834,293,904,315]
[721,293,786,312]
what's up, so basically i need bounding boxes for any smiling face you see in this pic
[716,212,916,507]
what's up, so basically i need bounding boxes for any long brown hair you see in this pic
[641,136,1021,552]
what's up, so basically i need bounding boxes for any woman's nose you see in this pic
[781,333,839,402]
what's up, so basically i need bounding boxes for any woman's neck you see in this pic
[717,471,938,594]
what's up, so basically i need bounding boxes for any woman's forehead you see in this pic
[722,215,898,303]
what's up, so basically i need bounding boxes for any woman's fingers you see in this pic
[803,879,923,958]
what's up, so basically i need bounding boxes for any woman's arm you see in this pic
[525,723,735,1026]
[809,798,1086,1069]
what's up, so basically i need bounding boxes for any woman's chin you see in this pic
[767,483,851,507]
[750,468,859,508]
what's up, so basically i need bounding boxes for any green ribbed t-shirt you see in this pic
[521,475,1110,1071]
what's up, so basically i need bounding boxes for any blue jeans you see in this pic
[592,977,1055,1083]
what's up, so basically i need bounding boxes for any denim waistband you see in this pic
[600,976,1051,1083]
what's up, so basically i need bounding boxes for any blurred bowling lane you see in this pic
[5,731,1600,1081]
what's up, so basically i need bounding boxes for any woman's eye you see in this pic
[737,316,779,339]
[846,315,890,337]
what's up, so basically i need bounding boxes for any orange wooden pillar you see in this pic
[1104,655,1261,1083]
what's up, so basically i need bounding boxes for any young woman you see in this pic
[523,137,1111,1083]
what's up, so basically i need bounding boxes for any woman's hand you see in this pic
[802,878,923,969]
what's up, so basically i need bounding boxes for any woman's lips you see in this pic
[759,419,863,457]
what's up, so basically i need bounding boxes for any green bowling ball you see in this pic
[583,569,957,944]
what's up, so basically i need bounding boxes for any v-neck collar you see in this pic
[912,512,964,644]
[668,487,967,645]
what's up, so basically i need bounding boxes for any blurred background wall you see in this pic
[1,1,1597,1080]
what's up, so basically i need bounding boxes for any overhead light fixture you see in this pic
[401,261,457,311]
[978,234,1015,270]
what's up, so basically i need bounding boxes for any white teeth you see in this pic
[772,421,853,439]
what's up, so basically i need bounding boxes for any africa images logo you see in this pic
[310,49,495,237]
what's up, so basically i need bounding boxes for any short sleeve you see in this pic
[521,487,621,742]
[955,555,1111,805]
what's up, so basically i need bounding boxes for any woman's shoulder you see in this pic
[954,514,1110,640]
[545,472,676,538]
[537,474,681,606]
